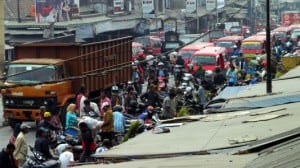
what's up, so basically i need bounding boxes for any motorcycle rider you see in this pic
[140,84,162,108]
[193,63,205,84]
[230,45,240,60]
[37,112,62,139]
[174,55,185,86]
[125,86,138,115]
[111,85,124,108]
[34,127,55,160]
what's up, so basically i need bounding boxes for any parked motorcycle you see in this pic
[23,146,60,168]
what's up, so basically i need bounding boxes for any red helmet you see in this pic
[147,106,154,111]
[138,51,144,57]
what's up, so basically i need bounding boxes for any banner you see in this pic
[35,0,80,23]
[206,0,215,11]
[217,0,225,9]
[113,0,124,14]
[142,0,155,18]
[186,0,197,14]
[206,0,225,11]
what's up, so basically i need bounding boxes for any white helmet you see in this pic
[158,62,164,66]
[205,70,213,77]
[185,86,192,92]
[112,85,119,91]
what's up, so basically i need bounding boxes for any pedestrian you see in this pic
[100,102,114,147]
[195,83,207,113]
[213,67,226,86]
[76,86,88,116]
[112,105,125,144]
[99,90,111,118]
[65,103,79,136]
[162,90,177,119]
[59,145,74,168]
[9,123,21,144]
[13,123,30,167]
[82,99,100,119]
[35,127,55,160]
[226,64,238,86]
[78,122,97,162]
[0,143,17,168]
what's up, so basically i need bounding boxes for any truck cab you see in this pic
[2,58,73,127]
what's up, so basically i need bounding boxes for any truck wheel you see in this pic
[8,118,22,129]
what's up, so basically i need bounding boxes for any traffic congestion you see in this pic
[1,0,300,168]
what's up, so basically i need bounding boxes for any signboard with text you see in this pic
[114,0,124,14]
[186,0,197,14]
[206,0,225,11]
[142,0,155,18]
[35,0,80,23]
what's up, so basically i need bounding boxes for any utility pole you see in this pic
[17,0,21,23]
[216,0,219,24]
[0,0,4,84]
[196,0,199,33]
[266,0,272,94]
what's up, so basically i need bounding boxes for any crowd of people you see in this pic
[2,33,299,168]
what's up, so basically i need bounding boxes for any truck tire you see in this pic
[8,118,22,129]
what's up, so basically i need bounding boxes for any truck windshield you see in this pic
[192,56,216,65]
[291,30,300,39]
[178,51,194,60]
[241,42,261,50]
[216,41,235,48]
[6,64,55,84]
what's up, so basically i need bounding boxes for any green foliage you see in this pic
[177,107,188,117]
[123,120,143,142]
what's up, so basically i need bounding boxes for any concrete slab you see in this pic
[94,103,300,158]
[74,154,257,168]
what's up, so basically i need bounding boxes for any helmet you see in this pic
[138,51,144,57]
[147,106,154,111]
[112,85,119,92]
[232,45,237,49]
[185,86,192,92]
[44,112,51,118]
[158,62,164,66]
[205,70,213,77]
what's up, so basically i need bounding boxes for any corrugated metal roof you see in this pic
[244,137,300,168]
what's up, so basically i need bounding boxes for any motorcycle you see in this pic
[54,133,83,161]
[23,146,60,168]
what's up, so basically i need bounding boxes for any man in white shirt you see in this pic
[81,99,100,118]
[59,145,74,168]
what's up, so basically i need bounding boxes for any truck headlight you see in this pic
[10,99,14,104]
[4,100,9,105]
